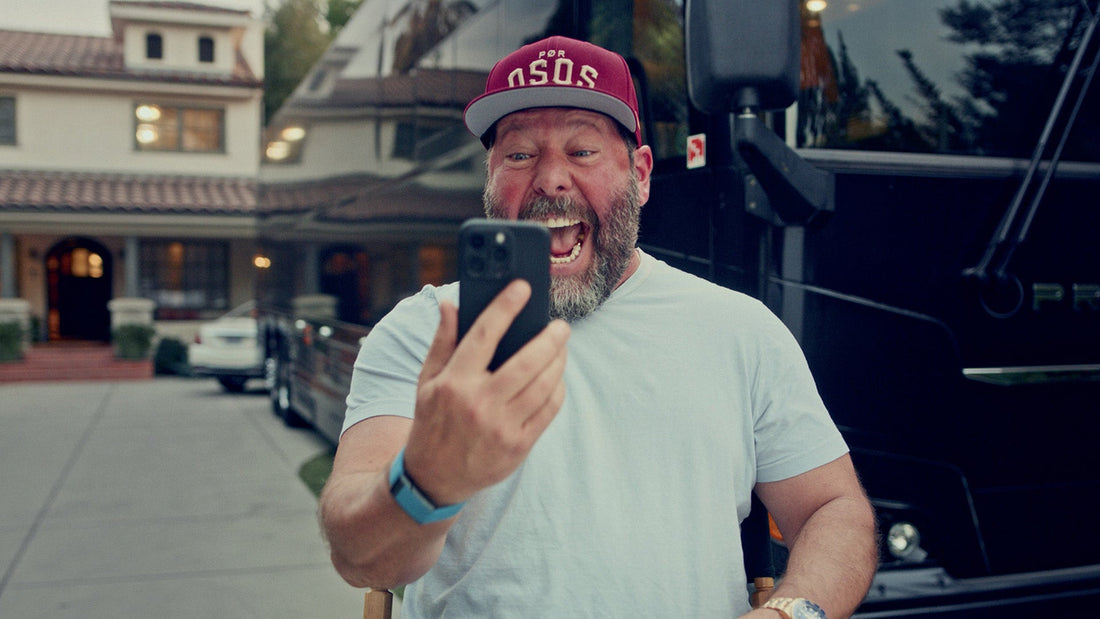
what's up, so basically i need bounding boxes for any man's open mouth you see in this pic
[544,217,587,265]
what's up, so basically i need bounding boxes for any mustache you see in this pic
[517,195,595,227]
[483,188,597,230]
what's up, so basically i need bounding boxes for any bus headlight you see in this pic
[887,522,928,562]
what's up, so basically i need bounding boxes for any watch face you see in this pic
[791,599,827,619]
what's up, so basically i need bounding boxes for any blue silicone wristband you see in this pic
[388,448,465,524]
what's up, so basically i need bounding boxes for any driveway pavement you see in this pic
[0,378,365,618]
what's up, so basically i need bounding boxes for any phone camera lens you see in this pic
[469,234,485,249]
[467,256,485,276]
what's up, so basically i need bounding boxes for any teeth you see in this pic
[550,241,582,264]
[544,217,580,229]
[540,217,584,265]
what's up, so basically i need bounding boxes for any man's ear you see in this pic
[634,145,654,206]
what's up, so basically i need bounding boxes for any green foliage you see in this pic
[298,449,335,498]
[263,0,363,124]
[326,0,361,30]
[799,0,1098,159]
[112,324,156,360]
[154,337,190,375]
[0,321,24,362]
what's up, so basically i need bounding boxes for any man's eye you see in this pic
[571,150,594,157]
[508,153,532,161]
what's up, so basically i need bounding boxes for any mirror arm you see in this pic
[734,111,835,227]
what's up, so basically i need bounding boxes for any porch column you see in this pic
[1,232,14,298]
[125,236,140,297]
[303,243,319,294]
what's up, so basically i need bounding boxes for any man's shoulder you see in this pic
[642,252,764,308]
[369,282,457,337]
[390,282,457,313]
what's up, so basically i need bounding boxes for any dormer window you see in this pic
[145,33,163,60]
[198,36,215,63]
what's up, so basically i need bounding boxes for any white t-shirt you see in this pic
[344,250,848,618]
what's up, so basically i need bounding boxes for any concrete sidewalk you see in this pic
[0,378,364,618]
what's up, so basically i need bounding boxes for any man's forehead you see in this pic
[496,107,618,134]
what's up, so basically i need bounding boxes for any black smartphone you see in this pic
[458,219,550,371]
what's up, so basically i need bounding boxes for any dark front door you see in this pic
[46,238,113,341]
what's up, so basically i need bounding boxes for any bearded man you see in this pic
[321,36,876,619]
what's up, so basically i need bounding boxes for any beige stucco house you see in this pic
[0,1,263,345]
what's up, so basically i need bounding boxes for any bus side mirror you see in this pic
[686,0,800,113]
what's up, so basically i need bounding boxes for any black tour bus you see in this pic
[257,0,1100,615]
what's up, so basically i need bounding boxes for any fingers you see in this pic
[452,279,532,372]
[406,286,568,501]
[513,329,569,437]
[494,318,570,404]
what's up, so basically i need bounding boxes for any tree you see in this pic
[262,0,364,124]
[939,0,1099,159]
[326,0,361,31]
[797,0,1098,159]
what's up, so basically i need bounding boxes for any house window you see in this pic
[198,36,215,63]
[134,103,224,152]
[0,97,14,145]
[146,33,163,59]
[139,240,229,319]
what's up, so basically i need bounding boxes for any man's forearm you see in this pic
[321,468,452,589]
[766,495,878,619]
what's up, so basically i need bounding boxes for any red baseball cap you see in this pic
[464,36,642,147]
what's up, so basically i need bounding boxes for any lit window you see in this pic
[264,125,308,163]
[182,109,222,151]
[265,141,291,161]
[146,33,163,59]
[280,125,306,141]
[134,103,223,152]
[69,248,104,279]
[199,36,215,63]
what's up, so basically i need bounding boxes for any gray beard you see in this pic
[483,177,641,322]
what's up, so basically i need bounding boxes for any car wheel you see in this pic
[218,376,248,393]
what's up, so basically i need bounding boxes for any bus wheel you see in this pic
[270,357,306,427]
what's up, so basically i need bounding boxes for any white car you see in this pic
[189,301,264,392]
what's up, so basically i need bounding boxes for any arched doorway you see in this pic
[45,237,113,342]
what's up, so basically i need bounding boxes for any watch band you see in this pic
[762,597,828,619]
[388,448,465,524]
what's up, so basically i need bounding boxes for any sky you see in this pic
[0,0,270,36]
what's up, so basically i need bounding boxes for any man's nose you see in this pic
[533,152,573,196]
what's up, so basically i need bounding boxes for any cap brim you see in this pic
[464,86,638,142]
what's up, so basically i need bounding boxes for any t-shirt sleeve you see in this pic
[341,285,448,436]
[749,305,849,483]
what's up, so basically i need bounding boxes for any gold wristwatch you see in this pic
[762,597,828,619]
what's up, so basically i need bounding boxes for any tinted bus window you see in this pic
[799,0,1099,162]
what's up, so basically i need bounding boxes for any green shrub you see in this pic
[154,337,190,375]
[0,321,23,362]
[29,315,43,342]
[112,324,156,360]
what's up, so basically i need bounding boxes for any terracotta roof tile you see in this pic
[0,169,256,214]
[109,1,251,16]
[0,28,260,87]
